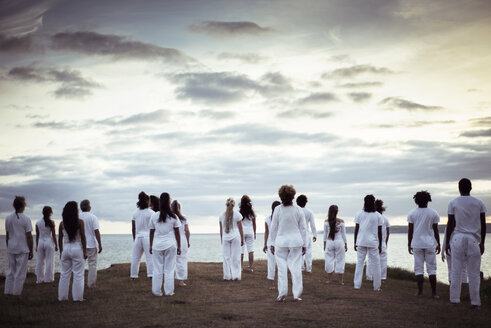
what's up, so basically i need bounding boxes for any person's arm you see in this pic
[263,222,269,253]
[354,223,359,251]
[310,214,317,242]
[237,220,244,247]
[5,232,8,248]
[185,224,190,248]
[341,223,348,252]
[149,229,155,254]
[323,222,327,251]
[378,225,382,254]
[35,225,40,252]
[95,229,102,253]
[51,225,58,252]
[252,217,256,240]
[480,212,486,255]
[408,223,414,254]
[432,223,440,254]
[132,220,136,241]
[219,221,223,244]
[174,227,181,255]
[26,231,34,260]
[386,227,390,246]
[446,214,455,255]
[58,223,64,257]
[79,220,87,259]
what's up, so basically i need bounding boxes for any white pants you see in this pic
[446,252,468,283]
[267,247,276,280]
[58,243,85,301]
[241,233,254,254]
[366,246,387,280]
[175,242,188,280]
[222,236,241,280]
[275,246,303,299]
[325,239,345,274]
[302,238,313,272]
[413,248,436,276]
[354,246,381,290]
[86,248,98,287]
[36,239,55,283]
[4,253,29,295]
[152,246,177,296]
[450,234,481,306]
[131,236,153,278]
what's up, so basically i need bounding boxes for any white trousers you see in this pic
[354,246,381,290]
[86,248,98,287]
[275,246,303,299]
[366,246,387,280]
[241,233,254,254]
[36,239,55,283]
[446,252,468,283]
[222,237,241,280]
[302,238,313,272]
[450,234,481,306]
[267,247,276,280]
[152,246,177,296]
[324,239,345,274]
[175,242,188,280]
[58,243,85,301]
[413,248,437,276]
[4,253,29,295]
[131,236,153,278]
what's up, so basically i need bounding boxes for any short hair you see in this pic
[375,199,386,214]
[363,194,376,212]
[13,196,26,213]
[278,185,296,206]
[413,191,432,207]
[296,194,308,207]
[458,178,472,194]
[80,199,91,212]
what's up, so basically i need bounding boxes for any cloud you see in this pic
[470,116,491,127]
[0,0,55,36]
[347,92,372,102]
[459,129,491,138]
[378,97,443,111]
[323,64,393,79]
[217,52,268,64]
[337,81,383,88]
[277,108,333,119]
[189,21,272,37]
[0,33,43,53]
[296,92,339,106]
[199,110,235,120]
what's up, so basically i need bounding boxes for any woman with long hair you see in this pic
[263,200,281,289]
[219,198,244,280]
[172,200,191,287]
[58,201,87,301]
[35,206,58,283]
[239,195,256,272]
[323,205,347,285]
[149,192,181,296]
[131,191,154,280]
[270,185,307,302]
[366,199,391,282]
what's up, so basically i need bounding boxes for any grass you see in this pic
[1,260,490,327]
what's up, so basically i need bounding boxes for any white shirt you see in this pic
[448,195,487,243]
[79,211,100,249]
[270,204,307,248]
[241,214,255,235]
[36,219,54,242]
[302,207,317,238]
[132,208,155,238]
[265,215,273,247]
[323,221,347,243]
[219,210,243,241]
[407,207,440,248]
[5,212,33,254]
[149,212,182,251]
[354,210,383,248]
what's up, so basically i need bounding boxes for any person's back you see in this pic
[133,208,154,237]
[449,195,485,242]
[79,212,97,247]
[6,212,31,254]
[407,207,439,249]
[273,205,305,247]
[354,210,382,248]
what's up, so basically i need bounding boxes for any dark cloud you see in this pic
[258,72,293,97]
[459,129,491,138]
[378,97,443,111]
[297,92,339,106]
[199,110,235,120]
[347,92,371,102]
[376,120,455,129]
[33,121,78,129]
[323,65,393,79]
[217,52,268,64]
[470,116,491,127]
[277,108,333,119]
[0,0,55,36]
[189,21,272,37]
[0,33,43,53]
[337,81,383,88]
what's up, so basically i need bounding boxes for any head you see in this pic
[150,195,159,211]
[375,199,386,214]
[363,194,376,212]
[13,196,26,217]
[137,191,150,209]
[327,205,339,240]
[171,200,185,221]
[296,194,308,208]
[271,200,281,216]
[278,184,296,206]
[413,191,432,208]
[62,201,79,242]
[225,197,235,233]
[80,199,91,212]
[239,194,255,220]
[458,178,472,195]
[159,192,175,222]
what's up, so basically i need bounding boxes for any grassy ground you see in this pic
[1,260,490,328]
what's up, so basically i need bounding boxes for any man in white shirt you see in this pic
[446,178,487,307]
[79,199,102,288]
[296,195,317,273]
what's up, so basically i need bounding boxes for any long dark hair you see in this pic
[42,206,54,228]
[327,205,338,240]
[375,199,386,214]
[171,200,186,223]
[271,201,281,217]
[240,195,255,221]
[137,191,150,209]
[13,196,26,219]
[150,195,159,212]
[159,192,176,222]
[363,194,376,212]
[62,201,79,242]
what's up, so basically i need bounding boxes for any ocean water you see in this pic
[1,233,490,283]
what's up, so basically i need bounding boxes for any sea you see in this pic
[1,233,490,284]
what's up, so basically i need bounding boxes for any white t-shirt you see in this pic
[5,212,33,254]
[219,210,243,241]
[36,219,54,242]
[149,212,182,251]
[270,204,307,248]
[323,221,347,243]
[302,207,317,238]
[448,195,487,243]
[79,212,100,249]
[354,210,383,248]
[132,208,155,238]
[407,207,440,249]
[241,214,255,235]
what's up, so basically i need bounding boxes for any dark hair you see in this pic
[375,199,386,214]
[271,201,281,216]
[278,185,296,206]
[13,196,26,219]
[363,194,376,212]
[296,194,308,207]
[327,205,339,240]
[62,201,79,242]
[159,192,176,222]
[239,195,255,221]
[458,178,472,194]
[150,195,159,212]
[413,191,432,207]
[137,191,150,209]
[171,200,186,223]
[42,206,54,228]
[80,199,90,212]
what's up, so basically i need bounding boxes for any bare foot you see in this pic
[179,281,187,287]
[276,296,286,302]
[325,280,331,284]
[294,297,303,302]
[432,294,440,300]
[339,281,345,285]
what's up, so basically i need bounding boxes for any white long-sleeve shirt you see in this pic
[302,207,317,238]
[270,204,307,248]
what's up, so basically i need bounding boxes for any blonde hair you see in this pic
[225,198,235,233]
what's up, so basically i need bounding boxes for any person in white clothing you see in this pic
[353,194,383,291]
[446,178,486,307]
[149,192,181,296]
[323,205,347,285]
[35,206,58,284]
[296,195,317,273]
[442,226,468,284]
[270,184,307,302]
[263,200,281,289]
[240,195,256,272]
[58,201,87,301]
[219,198,244,281]
[407,190,441,299]
[366,199,390,281]
[172,200,191,287]
[79,199,102,288]
[4,196,34,296]
[131,192,154,279]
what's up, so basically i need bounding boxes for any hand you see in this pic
[35,247,38,252]
[302,247,306,255]
[344,244,348,252]
[354,245,357,252]
[441,252,446,262]
[263,245,267,253]
[188,242,191,248]
[445,243,451,256]
[480,243,485,255]
[177,248,181,255]
[98,246,103,254]
[435,244,441,255]
[379,246,382,254]
[149,247,153,255]
[28,252,33,260]
[254,234,256,240]
[241,239,244,246]
[408,246,413,255]
[313,237,317,243]
[55,246,58,252]
[270,246,275,255]
[83,252,88,260]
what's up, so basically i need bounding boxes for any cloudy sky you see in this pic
[1,0,490,234]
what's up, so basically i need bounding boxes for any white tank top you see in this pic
[36,218,54,241]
